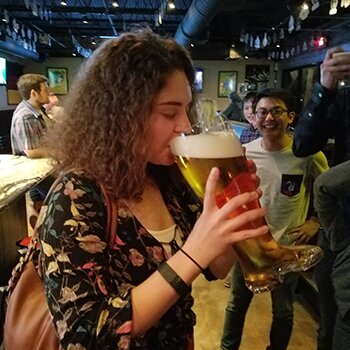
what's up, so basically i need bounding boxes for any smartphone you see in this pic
[332,51,350,58]
[333,51,350,88]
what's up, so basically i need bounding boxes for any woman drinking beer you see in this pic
[36,29,269,349]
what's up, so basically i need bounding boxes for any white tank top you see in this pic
[147,224,183,259]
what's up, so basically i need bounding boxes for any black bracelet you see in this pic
[157,262,191,298]
[202,268,217,281]
[179,247,205,273]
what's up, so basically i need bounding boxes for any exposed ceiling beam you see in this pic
[12,17,180,26]
[3,6,187,15]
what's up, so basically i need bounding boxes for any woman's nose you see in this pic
[175,113,191,133]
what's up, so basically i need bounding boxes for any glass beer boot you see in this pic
[170,126,323,293]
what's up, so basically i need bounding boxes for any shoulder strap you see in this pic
[99,183,118,249]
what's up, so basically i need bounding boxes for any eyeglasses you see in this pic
[255,107,288,120]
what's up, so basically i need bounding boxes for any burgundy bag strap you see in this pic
[99,182,117,249]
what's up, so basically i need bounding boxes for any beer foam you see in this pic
[170,131,243,158]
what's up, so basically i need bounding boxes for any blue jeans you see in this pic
[220,263,298,350]
[29,175,55,202]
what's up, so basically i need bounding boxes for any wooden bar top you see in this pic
[0,155,54,212]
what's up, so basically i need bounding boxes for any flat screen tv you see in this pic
[194,67,203,93]
[0,57,6,85]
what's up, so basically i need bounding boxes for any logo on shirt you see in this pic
[281,174,303,197]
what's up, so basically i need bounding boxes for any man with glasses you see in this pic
[221,88,328,350]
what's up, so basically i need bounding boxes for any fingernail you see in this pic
[210,167,219,176]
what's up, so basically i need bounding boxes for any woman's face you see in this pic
[148,70,192,166]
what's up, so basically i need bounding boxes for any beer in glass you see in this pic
[170,128,323,293]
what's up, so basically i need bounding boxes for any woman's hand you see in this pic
[131,167,268,335]
[182,167,269,270]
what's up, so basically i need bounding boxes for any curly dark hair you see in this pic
[47,29,196,201]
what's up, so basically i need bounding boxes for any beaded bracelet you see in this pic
[157,262,191,298]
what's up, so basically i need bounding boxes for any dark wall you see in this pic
[0,109,14,154]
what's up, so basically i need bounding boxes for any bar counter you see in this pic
[0,155,54,211]
[0,155,54,285]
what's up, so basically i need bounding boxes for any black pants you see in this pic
[315,233,337,350]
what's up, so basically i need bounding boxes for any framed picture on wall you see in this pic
[218,71,237,97]
[47,67,68,95]
[245,65,270,83]
[6,61,24,105]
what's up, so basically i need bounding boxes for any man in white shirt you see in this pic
[221,88,328,350]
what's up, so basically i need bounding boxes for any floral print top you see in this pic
[37,166,202,350]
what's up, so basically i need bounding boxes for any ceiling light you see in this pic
[168,1,176,9]
[99,35,118,39]
[92,38,96,45]
[229,48,240,59]
[244,55,249,59]
[72,53,76,56]
[112,1,119,7]
[303,3,309,10]
[190,43,194,47]
[314,35,328,48]
[83,15,88,24]
[60,1,68,5]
